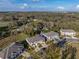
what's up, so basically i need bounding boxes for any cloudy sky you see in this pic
[0,0,79,11]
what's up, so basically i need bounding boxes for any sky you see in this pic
[0,0,79,12]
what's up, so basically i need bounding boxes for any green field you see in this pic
[0,21,12,27]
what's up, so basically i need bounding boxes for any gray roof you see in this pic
[60,29,75,33]
[41,31,59,37]
[26,35,45,44]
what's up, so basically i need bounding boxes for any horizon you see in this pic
[0,0,79,12]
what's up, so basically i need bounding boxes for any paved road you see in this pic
[66,38,79,43]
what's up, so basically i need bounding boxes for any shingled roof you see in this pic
[26,35,45,44]
[41,31,59,37]
[60,29,76,33]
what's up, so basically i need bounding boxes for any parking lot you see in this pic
[0,42,26,59]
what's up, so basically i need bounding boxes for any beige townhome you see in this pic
[60,29,76,37]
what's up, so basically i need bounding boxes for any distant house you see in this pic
[40,31,59,41]
[60,29,76,37]
[26,35,46,47]
[33,19,37,21]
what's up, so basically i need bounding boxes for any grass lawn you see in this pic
[16,33,27,42]
[0,33,27,49]
[0,21,12,27]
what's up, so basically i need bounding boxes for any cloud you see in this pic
[57,6,65,10]
[23,3,28,6]
[76,5,79,9]
[20,3,28,9]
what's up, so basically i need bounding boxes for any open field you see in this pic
[0,33,27,49]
